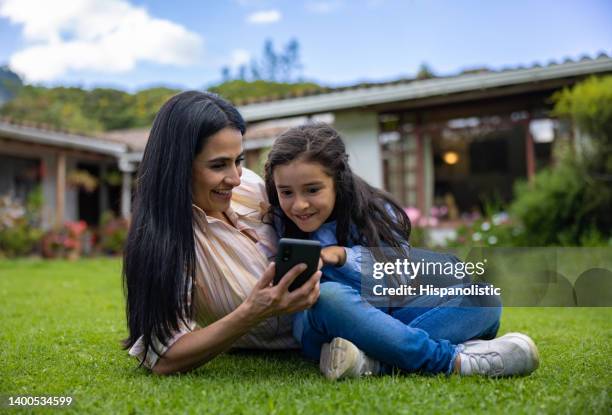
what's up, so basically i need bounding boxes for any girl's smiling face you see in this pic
[273,159,336,233]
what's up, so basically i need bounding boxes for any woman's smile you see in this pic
[211,188,233,201]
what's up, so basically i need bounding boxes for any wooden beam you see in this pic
[55,152,66,227]
[121,171,132,220]
[525,120,536,181]
[415,120,426,214]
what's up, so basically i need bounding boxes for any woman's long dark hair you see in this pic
[264,123,411,251]
[123,91,245,360]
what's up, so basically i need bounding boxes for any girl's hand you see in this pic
[244,262,322,322]
[321,246,347,267]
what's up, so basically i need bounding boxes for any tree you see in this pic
[0,65,23,105]
[0,85,179,133]
[221,66,231,82]
[220,38,303,83]
[552,75,612,175]
[262,39,279,81]
[0,85,101,132]
[416,63,435,80]
[132,87,178,127]
[83,88,134,130]
[509,75,612,246]
[280,38,302,81]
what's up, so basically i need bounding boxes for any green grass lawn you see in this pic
[1,258,610,414]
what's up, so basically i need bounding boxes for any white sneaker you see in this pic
[320,337,380,380]
[456,332,540,377]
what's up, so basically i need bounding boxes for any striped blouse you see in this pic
[128,168,299,369]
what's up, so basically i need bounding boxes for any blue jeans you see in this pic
[293,280,501,375]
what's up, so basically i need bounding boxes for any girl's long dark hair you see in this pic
[123,91,245,360]
[264,123,411,251]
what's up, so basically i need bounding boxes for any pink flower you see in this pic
[404,207,421,224]
[419,217,439,227]
[405,207,440,227]
[65,220,87,236]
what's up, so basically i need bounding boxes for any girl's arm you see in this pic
[152,263,321,375]
[321,245,369,285]
[321,242,411,287]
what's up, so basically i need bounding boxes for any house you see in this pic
[237,54,612,222]
[1,55,610,229]
[0,121,139,228]
[0,120,297,228]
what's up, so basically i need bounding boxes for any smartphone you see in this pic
[274,238,321,292]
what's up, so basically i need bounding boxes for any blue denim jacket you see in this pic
[272,208,411,292]
[310,220,366,292]
[310,220,412,293]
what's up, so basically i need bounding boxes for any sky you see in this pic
[0,0,610,91]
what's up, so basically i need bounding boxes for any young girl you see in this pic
[264,123,539,380]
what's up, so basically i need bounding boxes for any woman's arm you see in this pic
[152,262,321,375]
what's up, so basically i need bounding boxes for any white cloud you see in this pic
[0,0,204,82]
[230,49,251,68]
[246,9,281,24]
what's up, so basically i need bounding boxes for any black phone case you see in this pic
[274,238,321,291]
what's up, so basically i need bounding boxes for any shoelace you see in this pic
[466,352,504,376]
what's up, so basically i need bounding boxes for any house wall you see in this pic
[334,111,382,187]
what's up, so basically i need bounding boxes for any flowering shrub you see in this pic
[97,211,128,255]
[404,206,451,247]
[42,220,89,259]
[0,196,26,228]
[404,207,439,228]
[445,212,525,248]
[0,196,43,257]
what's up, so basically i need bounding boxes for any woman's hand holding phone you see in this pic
[244,262,321,323]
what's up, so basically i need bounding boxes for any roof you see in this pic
[0,117,308,158]
[95,115,335,153]
[0,120,127,156]
[101,128,150,152]
[238,54,612,122]
[242,115,333,150]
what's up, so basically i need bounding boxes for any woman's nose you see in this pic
[225,165,241,186]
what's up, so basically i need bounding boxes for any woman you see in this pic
[123,91,321,374]
[124,91,538,379]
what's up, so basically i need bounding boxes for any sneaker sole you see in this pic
[319,338,359,380]
[501,332,540,373]
[320,342,333,379]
